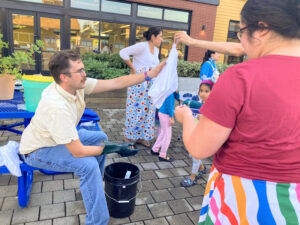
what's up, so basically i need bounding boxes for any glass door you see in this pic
[10,11,62,75]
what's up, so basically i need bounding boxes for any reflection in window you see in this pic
[41,17,61,71]
[100,22,130,54]
[17,0,63,6]
[71,19,100,55]
[12,14,35,70]
[137,5,162,19]
[161,29,185,60]
[101,0,131,15]
[135,25,149,42]
[71,0,100,11]
[164,9,189,23]
[225,20,244,64]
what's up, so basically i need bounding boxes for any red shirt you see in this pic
[200,55,300,183]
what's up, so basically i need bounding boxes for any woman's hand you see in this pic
[174,31,194,46]
[130,68,136,74]
[175,105,193,124]
[148,59,167,78]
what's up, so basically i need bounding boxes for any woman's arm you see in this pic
[175,31,245,56]
[119,42,146,74]
[175,105,232,159]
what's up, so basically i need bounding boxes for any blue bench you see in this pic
[0,108,101,207]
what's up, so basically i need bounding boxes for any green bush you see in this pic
[82,52,232,79]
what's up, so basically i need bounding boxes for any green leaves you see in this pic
[0,34,43,80]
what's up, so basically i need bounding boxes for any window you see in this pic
[161,29,185,60]
[164,9,189,23]
[135,25,149,42]
[71,0,100,11]
[101,0,131,15]
[137,5,162,19]
[100,22,130,54]
[225,20,244,64]
[71,19,100,54]
[17,0,63,6]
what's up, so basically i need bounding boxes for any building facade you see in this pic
[212,0,246,63]
[0,0,218,75]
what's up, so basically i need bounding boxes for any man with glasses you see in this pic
[19,50,165,225]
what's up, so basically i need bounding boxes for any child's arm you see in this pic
[169,117,175,126]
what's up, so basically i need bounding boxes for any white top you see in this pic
[19,78,97,154]
[119,41,160,73]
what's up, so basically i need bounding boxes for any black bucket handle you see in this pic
[104,178,142,204]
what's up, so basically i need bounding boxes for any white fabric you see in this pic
[149,44,178,108]
[0,141,22,176]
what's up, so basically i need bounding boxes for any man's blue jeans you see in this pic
[24,129,110,225]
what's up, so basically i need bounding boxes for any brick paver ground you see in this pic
[0,108,212,225]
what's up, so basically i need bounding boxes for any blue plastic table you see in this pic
[0,91,100,207]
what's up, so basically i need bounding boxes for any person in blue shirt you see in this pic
[200,50,220,82]
[151,92,179,162]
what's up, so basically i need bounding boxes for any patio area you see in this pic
[0,108,212,225]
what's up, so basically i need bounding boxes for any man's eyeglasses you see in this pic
[63,68,86,76]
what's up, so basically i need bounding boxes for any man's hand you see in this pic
[65,139,104,157]
[148,59,167,79]
[174,31,194,46]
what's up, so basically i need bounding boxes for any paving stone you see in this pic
[187,211,200,225]
[12,207,39,224]
[66,200,86,216]
[187,184,205,197]
[171,160,188,168]
[166,213,194,225]
[53,189,75,203]
[42,180,63,192]
[53,216,79,225]
[169,177,185,188]
[29,192,52,207]
[129,205,152,222]
[33,172,53,182]
[0,209,13,225]
[123,222,144,225]
[156,161,174,169]
[141,171,157,181]
[0,175,11,186]
[152,178,174,189]
[40,203,65,220]
[148,202,174,218]
[144,217,169,225]
[9,176,18,185]
[140,181,156,192]
[168,199,193,214]
[168,187,191,199]
[108,216,130,225]
[2,196,19,210]
[26,220,52,225]
[169,168,189,176]
[186,196,203,211]
[129,156,146,164]
[105,159,114,167]
[143,155,159,163]
[135,192,154,205]
[79,214,86,225]
[0,185,17,197]
[154,169,173,178]
[53,173,73,180]
[150,189,174,202]
[141,162,158,170]
[0,197,3,208]
[170,153,187,160]
[64,178,80,189]
[31,182,42,194]
[75,188,82,201]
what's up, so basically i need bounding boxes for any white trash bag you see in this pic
[0,141,22,176]
[149,43,178,109]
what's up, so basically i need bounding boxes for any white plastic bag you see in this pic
[0,141,22,176]
[149,43,178,108]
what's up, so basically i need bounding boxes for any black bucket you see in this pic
[104,162,140,218]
